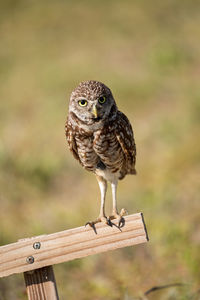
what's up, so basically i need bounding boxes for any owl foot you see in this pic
[85,216,112,234]
[109,208,128,228]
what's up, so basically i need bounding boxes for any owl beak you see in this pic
[92,104,98,119]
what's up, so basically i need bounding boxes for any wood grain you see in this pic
[24,266,59,300]
[0,213,148,278]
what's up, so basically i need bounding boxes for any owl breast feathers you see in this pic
[65,81,136,181]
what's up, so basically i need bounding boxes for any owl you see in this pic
[65,80,136,230]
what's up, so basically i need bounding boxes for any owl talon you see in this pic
[85,216,113,234]
[85,221,97,234]
[118,217,125,228]
[113,221,122,231]
[106,217,121,231]
[106,218,113,227]
[108,208,128,229]
[118,208,128,228]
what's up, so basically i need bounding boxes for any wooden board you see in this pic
[0,213,148,278]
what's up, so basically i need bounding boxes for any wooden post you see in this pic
[24,266,59,300]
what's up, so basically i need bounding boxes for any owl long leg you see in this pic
[85,175,112,233]
[110,181,128,228]
[111,181,118,216]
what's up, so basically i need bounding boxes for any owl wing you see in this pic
[115,111,136,176]
[65,118,81,163]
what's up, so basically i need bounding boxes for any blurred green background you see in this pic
[0,0,200,299]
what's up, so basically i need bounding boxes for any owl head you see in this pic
[69,80,117,125]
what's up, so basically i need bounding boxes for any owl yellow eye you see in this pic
[98,96,106,104]
[78,99,88,107]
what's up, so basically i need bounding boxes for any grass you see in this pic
[0,0,200,299]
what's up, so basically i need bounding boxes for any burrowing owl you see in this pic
[65,80,136,230]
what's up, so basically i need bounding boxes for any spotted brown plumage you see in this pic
[65,80,136,230]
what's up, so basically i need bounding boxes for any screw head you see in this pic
[33,242,41,250]
[26,256,34,264]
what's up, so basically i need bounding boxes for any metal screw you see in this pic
[33,242,41,250]
[26,256,34,264]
